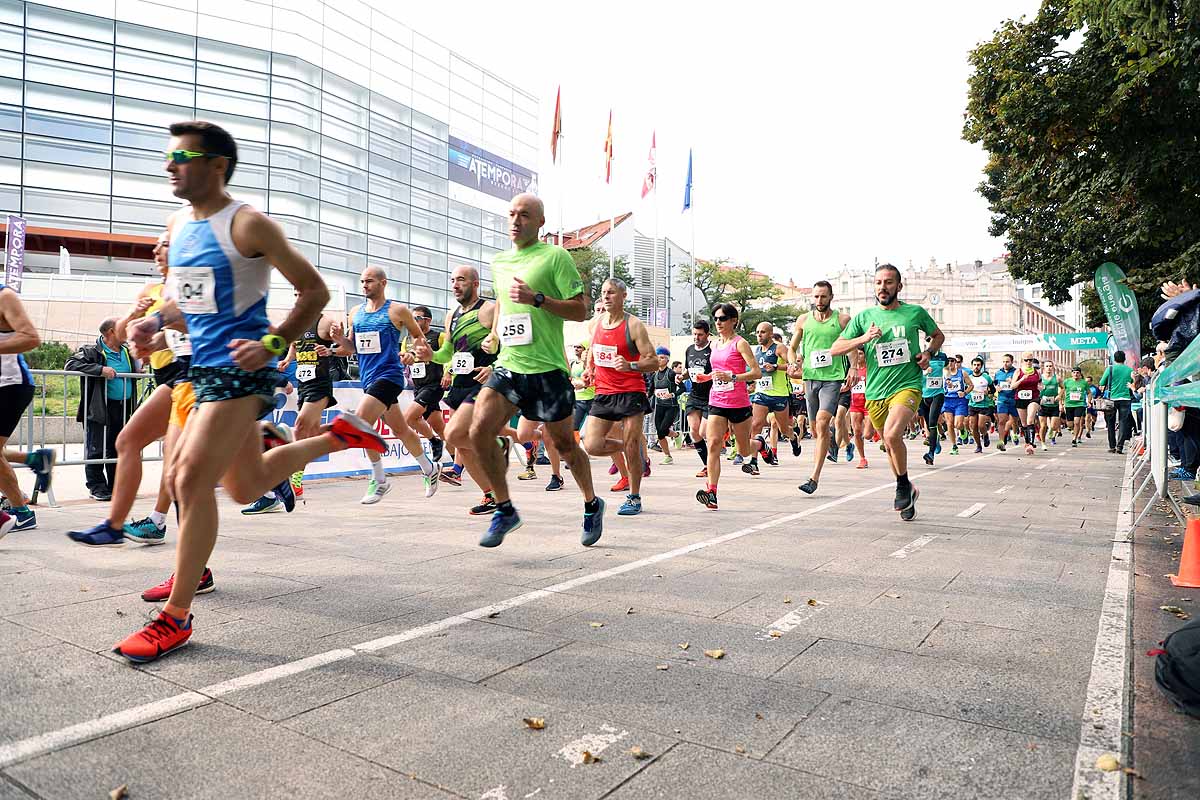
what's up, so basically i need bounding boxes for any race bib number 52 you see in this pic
[875,339,910,368]
[451,352,475,375]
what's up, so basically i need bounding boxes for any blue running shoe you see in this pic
[273,477,296,512]
[1170,467,1196,481]
[29,448,55,493]
[241,495,282,515]
[123,516,166,545]
[826,449,838,464]
[618,494,642,516]
[480,508,522,547]
[67,522,125,547]
[11,507,36,531]
[934,440,942,455]
[581,497,606,546]
[846,443,855,462]
[732,454,743,466]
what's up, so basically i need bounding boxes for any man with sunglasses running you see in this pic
[112,121,388,663]
[831,264,943,520]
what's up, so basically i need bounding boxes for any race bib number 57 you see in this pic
[875,339,910,368]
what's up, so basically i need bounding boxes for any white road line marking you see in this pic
[555,724,629,767]
[994,485,1014,495]
[957,502,986,518]
[1020,472,1033,479]
[754,603,826,641]
[0,451,1004,770]
[1070,452,1134,800]
[1036,463,1049,470]
[889,535,936,559]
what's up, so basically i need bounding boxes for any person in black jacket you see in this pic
[65,318,141,500]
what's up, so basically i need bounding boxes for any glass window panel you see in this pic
[409,187,448,215]
[197,61,270,96]
[410,148,446,179]
[26,82,113,118]
[321,269,359,299]
[197,38,269,73]
[0,5,19,28]
[271,53,321,86]
[116,21,193,58]
[113,170,174,202]
[482,210,506,233]
[228,162,266,190]
[0,182,17,213]
[410,206,446,234]
[112,145,163,175]
[368,194,407,221]
[25,57,111,93]
[268,190,319,219]
[269,144,319,176]
[321,113,367,148]
[409,169,447,198]
[370,92,411,126]
[197,86,269,119]
[447,199,481,225]
[116,72,194,107]
[323,69,368,106]
[275,214,319,243]
[26,7,113,44]
[323,51,369,89]
[239,139,268,167]
[26,135,111,169]
[114,96,190,128]
[322,90,367,128]
[0,130,17,158]
[321,136,367,169]
[320,181,366,212]
[369,112,409,144]
[112,196,177,225]
[25,109,111,143]
[320,201,364,230]
[112,220,167,236]
[448,237,481,261]
[271,122,320,153]
[409,265,443,288]
[318,246,365,273]
[408,285,447,309]
[369,153,409,184]
[408,245,445,270]
[320,224,366,253]
[411,227,445,252]
[23,186,110,219]
[270,98,319,130]
[367,214,406,241]
[26,32,113,72]
[368,173,408,203]
[271,75,320,109]
[293,239,318,264]
[114,120,163,151]
[368,237,408,263]
[269,168,318,197]
[0,76,18,105]
[411,109,448,140]
[370,133,409,166]
[447,217,480,242]
[0,50,20,80]
[372,258,408,286]
[410,128,447,158]
[320,160,367,191]
[0,156,16,183]
[483,229,508,250]
[116,47,193,83]
[196,110,268,143]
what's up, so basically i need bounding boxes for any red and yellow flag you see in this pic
[550,86,562,163]
[603,110,614,184]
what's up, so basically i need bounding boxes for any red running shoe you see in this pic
[141,568,215,602]
[330,412,387,453]
[610,476,630,492]
[113,611,193,663]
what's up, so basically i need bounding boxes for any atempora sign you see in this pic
[1094,261,1141,364]
[447,136,537,202]
[3,213,26,293]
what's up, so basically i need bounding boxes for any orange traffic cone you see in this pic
[1170,518,1200,588]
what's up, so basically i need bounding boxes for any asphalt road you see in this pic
[0,436,1133,800]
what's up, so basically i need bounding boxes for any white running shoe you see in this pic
[424,467,439,498]
[361,479,392,504]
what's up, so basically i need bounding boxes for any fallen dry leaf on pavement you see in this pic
[581,750,600,764]
[755,713,764,720]
[656,664,670,671]
[678,642,689,650]
[783,598,793,604]
[734,745,746,754]
[625,607,635,614]
[806,598,819,606]
[768,630,783,638]
[109,786,128,800]
[1123,767,1143,779]
[704,649,725,660]
[522,717,545,730]
[884,593,902,599]
[1160,605,1192,620]
[629,746,651,760]
[589,622,604,628]
[1095,754,1120,772]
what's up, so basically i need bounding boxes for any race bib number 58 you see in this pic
[875,339,910,368]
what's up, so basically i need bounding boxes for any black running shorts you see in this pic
[485,367,574,423]
[589,391,650,422]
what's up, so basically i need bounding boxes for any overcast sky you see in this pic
[398,0,1042,285]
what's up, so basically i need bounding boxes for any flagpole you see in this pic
[558,133,564,246]
[690,192,696,327]
[653,172,659,327]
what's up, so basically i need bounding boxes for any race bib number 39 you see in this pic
[356,330,381,354]
[809,349,833,370]
[500,313,532,346]
[296,364,317,383]
[451,352,475,375]
[593,343,618,368]
[875,339,911,368]
[170,267,217,315]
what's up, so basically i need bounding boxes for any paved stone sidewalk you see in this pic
[0,439,1129,799]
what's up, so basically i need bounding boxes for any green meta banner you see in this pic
[1044,332,1109,350]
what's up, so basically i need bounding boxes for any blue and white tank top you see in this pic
[166,200,271,369]
[352,300,406,388]
[945,368,968,395]
[0,285,31,387]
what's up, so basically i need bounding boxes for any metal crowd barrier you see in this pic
[15,369,158,508]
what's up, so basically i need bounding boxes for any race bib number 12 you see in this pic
[809,349,833,369]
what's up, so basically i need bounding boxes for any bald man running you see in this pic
[330,266,440,503]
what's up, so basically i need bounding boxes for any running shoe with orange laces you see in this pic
[329,412,388,452]
[141,568,215,602]
[113,610,193,663]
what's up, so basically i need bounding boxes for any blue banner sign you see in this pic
[448,136,537,202]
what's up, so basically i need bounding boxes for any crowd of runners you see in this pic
[0,121,1124,664]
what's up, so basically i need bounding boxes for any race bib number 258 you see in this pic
[500,313,532,346]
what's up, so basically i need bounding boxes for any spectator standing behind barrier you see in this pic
[1099,350,1135,455]
[65,318,141,501]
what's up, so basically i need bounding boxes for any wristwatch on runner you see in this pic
[260,333,287,356]
[533,292,546,308]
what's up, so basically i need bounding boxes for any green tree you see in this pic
[24,341,71,370]
[742,304,805,337]
[677,259,787,334]
[963,0,1200,344]
[569,246,636,313]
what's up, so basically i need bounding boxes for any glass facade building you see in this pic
[0,0,540,318]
